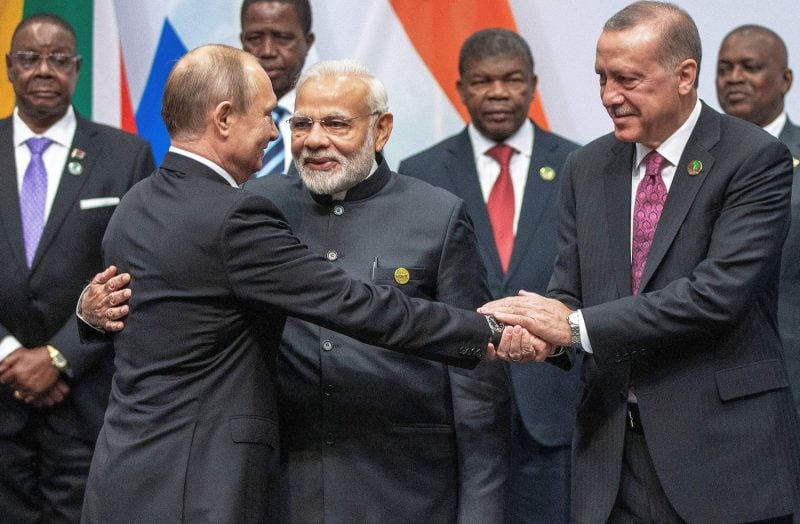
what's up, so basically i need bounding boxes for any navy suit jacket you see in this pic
[778,118,800,417]
[82,152,494,523]
[553,103,800,522]
[0,113,153,440]
[399,123,582,447]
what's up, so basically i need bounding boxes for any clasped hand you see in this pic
[481,291,572,364]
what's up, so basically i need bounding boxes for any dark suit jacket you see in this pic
[399,123,582,447]
[0,112,153,440]
[82,152,493,523]
[246,159,510,523]
[778,117,800,418]
[551,103,800,522]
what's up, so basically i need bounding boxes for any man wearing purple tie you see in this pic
[0,13,153,522]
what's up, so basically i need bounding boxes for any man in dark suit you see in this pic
[482,2,800,522]
[399,28,580,524]
[245,59,509,522]
[0,14,153,523]
[716,24,800,420]
[79,44,517,523]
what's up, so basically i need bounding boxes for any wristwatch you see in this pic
[485,315,505,347]
[567,311,582,351]
[47,345,69,372]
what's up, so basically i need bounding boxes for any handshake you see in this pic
[81,267,576,366]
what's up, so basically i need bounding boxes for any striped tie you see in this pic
[254,105,288,177]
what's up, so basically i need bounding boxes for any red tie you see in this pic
[631,151,667,295]
[486,144,516,273]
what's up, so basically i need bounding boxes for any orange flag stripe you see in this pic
[389,0,549,130]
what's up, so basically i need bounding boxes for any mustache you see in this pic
[610,105,636,117]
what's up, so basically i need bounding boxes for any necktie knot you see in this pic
[644,150,666,177]
[486,143,515,167]
[26,136,52,155]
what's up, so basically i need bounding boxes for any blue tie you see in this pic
[255,106,288,177]
[20,137,52,266]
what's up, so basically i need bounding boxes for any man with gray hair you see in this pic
[245,59,510,522]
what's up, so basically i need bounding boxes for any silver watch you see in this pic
[567,311,582,351]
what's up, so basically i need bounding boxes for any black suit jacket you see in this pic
[778,118,800,418]
[82,152,493,523]
[552,103,800,522]
[399,123,582,447]
[246,160,509,522]
[0,113,153,439]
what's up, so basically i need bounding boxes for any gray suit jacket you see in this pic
[778,117,800,418]
[399,124,582,447]
[82,152,494,523]
[554,103,800,522]
[246,158,509,522]
[0,112,153,440]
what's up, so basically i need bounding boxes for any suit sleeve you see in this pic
[222,193,491,367]
[435,200,511,521]
[563,140,793,370]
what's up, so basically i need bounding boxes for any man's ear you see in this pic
[213,100,235,137]
[374,112,394,152]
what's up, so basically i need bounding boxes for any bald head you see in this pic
[716,25,792,126]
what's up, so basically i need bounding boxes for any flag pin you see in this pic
[687,160,702,176]
[70,148,86,160]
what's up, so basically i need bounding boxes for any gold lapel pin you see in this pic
[687,160,702,176]
[394,267,410,285]
[539,166,556,181]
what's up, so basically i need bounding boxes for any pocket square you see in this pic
[80,197,120,210]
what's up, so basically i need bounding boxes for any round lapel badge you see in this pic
[539,166,556,181]
[68,161,83,176]
[687,160,702,176]
[394,267,410,285]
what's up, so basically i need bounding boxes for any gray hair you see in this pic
[296,59,389,113]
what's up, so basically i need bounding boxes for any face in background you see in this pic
[716,30,792,127]
[291,74,392,196]
[6,20,81,133]
[240,1,314,100]
[595,24,696,149]
[457,55,535,142]
[225,63,278,183]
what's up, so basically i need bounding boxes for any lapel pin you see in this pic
[68,161,83,176]
[539,166,556,181]
[394,267,410,285]
[687,160,702,176]
[70,148,86,160]
[793,157,799,170]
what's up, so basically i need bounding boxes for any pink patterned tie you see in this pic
[486,144,516,273]
[631,151,667,295]
[20,137,52,267]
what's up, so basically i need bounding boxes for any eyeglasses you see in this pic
[10,51,81,72]
[288,112,380,136]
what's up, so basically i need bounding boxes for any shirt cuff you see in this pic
[0,335,23,363]
[576,309,593,354]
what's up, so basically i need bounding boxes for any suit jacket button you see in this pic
[333,205,344,216]
[324,433,335,445]
[326,250,338,261]
[322,340,333,351]
[323,384,336,397]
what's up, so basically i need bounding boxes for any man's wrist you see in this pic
[47,345,70,373]
[567,311,583,351]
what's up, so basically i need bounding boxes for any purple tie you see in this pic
[631,151,667,295]
[20,137,52,266]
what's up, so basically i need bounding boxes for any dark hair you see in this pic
[12,13,77,48]
[605,1,701,84]
[458,28,534,76]
[722,24,788,68]
[240,0,312,34]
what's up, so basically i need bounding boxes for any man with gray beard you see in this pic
[244,59,510,522]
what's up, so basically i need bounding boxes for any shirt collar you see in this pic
[763,112,787,139]
[635,98,702,170]
[13,105,76,148]
[168,145,240,188]
[468,118,534,158]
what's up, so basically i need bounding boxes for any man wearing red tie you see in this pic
[399,28,580,524]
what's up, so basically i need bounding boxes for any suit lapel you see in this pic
[32,117,96,270]
[604,141,636,297]
[638,105,719,293]
[446,130,504,278]
[507,128,559,276]
[0,118,28,270]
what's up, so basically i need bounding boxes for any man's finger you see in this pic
[91,265,118,285]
